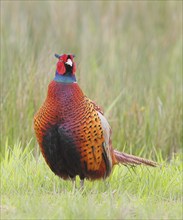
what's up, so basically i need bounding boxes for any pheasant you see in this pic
[34,54,157,187]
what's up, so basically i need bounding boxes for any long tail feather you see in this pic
[114,150,157,167]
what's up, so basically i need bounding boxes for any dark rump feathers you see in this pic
[42,124,83,179]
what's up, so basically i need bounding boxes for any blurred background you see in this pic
[1,1,182,159]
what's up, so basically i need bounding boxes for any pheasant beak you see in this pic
[65,58,73,66]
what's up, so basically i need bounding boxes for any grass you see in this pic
[0,1,182,219]
[1,141,182,219]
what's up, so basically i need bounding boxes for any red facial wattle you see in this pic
[72,62,76,74]
[56,60,66,75]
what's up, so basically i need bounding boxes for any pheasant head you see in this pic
[54,54,77,83]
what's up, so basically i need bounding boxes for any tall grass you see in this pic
[1,1,182,158]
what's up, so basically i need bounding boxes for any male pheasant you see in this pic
[34,54,157,186]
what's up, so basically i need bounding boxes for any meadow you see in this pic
[1,1,182,219]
